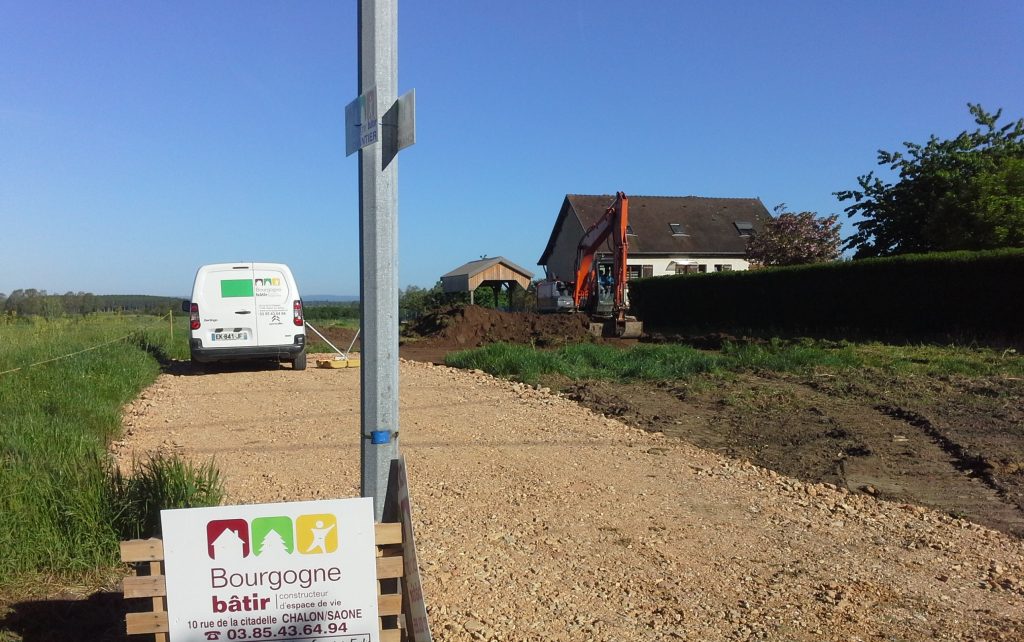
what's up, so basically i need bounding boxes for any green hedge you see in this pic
[629,248,1024,341]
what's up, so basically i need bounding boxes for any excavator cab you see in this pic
[592,263,616,318]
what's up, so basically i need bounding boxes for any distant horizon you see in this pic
[0,289,360,302]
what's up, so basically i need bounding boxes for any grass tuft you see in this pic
[109,454,224,540]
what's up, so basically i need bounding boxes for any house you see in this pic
[538,194,772,281]
[441,256,533,306]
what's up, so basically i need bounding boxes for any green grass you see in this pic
[446,342,723,383]
[855,343,1024,377]
[445,339,1024,385]
[0,314,220,588]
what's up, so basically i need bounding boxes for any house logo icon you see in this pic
[207,519,250,560]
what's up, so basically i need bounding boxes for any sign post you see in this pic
[161,498,380,642]
[357,0,400,522]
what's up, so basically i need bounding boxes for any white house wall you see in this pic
[628,257,751,275]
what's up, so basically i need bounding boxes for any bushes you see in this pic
[629,248,1024,342]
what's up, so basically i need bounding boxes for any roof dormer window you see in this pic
[669,223,687,236]
[734,221,754,236]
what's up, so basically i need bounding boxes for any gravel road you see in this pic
[114,357,1024,641]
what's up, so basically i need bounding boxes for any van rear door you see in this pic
[252,264,298,347]
[198,264,258,349]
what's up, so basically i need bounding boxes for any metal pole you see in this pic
[358,0,399,521]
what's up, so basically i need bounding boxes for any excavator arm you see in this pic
[573,192,630,316]
[569,192,642,338]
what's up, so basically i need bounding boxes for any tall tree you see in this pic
[746,207,841,267]
[837,104,1024,258]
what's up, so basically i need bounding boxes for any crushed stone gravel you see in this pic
[114,357,1024,641]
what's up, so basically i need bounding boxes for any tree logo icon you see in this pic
[251,516,294,557]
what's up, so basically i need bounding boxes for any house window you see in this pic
[675,264,700,274]
[628,265,654,280]
[668,223,687,236]
[734,221,754,237]
[714,264,733,272]
[626,224,637,236]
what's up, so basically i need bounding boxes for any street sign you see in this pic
[382,89,416,169]
[161,498,380,642]
[346,87,379,156]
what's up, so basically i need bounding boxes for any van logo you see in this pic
[254,278,281,287]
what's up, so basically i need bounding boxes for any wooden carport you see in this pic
[441,256,533,306]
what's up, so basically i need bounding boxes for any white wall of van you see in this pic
[185,262,307,369]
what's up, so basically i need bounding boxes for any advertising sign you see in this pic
[161,498,380,642]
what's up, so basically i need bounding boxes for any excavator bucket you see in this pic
[593,318,643,338]
[619,320,643,339]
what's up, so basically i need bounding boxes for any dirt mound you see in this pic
[405,305,592,348]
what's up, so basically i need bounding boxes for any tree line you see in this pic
[1,290,181,318]
[749,104,1024,266]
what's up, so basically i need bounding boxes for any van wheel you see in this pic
[292,353,307,371]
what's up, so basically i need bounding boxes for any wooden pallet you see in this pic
[121,522,406,642]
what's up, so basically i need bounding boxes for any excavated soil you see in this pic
[309,306,597,365]
[561,372,1024,540]
[104,359,1024,641]
[401,306,594,364]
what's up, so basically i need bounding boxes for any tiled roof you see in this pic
[539,194,772,263]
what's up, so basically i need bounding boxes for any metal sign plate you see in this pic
[345,87,379,156]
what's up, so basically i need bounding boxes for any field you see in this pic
[0,314,221,593]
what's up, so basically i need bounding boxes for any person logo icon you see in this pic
[305,519,336,554]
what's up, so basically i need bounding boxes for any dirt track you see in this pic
[114,356,1024,641]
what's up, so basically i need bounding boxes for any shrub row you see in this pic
[629,248,1024,342]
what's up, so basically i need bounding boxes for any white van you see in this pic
[182,263,307,370]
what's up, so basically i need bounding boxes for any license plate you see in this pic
[211,332,248,341]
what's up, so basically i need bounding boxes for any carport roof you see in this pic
[441,256,534,280]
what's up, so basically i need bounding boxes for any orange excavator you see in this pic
[538,192,643,338]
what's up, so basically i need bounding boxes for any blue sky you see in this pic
[2,1,1022,297]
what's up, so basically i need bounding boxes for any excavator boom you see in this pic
[570,192,642,338]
